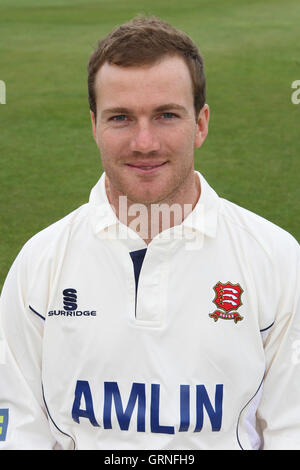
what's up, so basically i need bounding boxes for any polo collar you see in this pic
[88,171,220,238]
[181,172,220,237]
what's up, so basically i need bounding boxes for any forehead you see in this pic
[94,55,194,111]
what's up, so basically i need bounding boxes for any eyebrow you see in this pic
[154,103,188,113]
[101,103,188,117]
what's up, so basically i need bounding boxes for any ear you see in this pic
[90,110,97,143]
[194,104,210,148]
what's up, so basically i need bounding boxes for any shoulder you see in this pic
[0,203,90,315]
[218,199,299,328]
[15,203,90,272]
[219,197,299,260]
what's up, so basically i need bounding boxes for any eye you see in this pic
[161,112,177,119]
[110,115,128,122]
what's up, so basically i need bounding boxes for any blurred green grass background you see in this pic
[0,0,299,289]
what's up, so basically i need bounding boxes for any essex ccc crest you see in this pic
[209,282,243,323]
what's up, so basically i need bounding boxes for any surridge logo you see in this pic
[47,288,97,317]
[63,288,78,310]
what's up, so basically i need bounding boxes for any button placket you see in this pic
[134,242,169,326]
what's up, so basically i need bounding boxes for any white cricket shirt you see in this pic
[0,171,299,450]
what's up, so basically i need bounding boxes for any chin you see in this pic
[123,182,166,205]
[128,193,164,205]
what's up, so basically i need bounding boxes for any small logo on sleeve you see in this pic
[47,288,97,317]
[0,409,9,441]
[209,282,244,323]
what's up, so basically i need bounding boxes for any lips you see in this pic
[125,161,167,173]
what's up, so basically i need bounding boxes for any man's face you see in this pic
[91,55,209,205]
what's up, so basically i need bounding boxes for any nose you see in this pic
[130,120,160,153]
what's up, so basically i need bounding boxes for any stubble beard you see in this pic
[105,154,196,207]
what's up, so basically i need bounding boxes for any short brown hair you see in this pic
[87,16,206,120]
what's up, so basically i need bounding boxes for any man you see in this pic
[0,16,299,450]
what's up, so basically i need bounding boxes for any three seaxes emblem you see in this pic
[209,281,244,323]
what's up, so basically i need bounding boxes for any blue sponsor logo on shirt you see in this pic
[71,381,223,433]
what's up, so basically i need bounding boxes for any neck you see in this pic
[105,172,201,244]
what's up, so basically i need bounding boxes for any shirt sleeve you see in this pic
[0,250,58,449]
[256,240,300,449]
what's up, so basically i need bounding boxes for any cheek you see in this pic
[169,127,196,158]
[97,130,124,162]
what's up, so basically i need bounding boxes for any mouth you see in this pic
[125,161,168,174]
